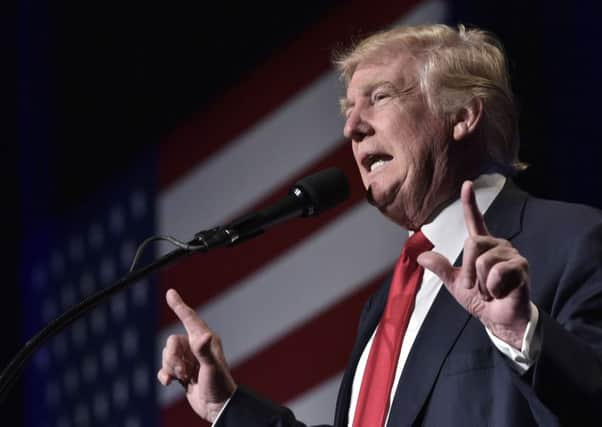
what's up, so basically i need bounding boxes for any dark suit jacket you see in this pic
[216,182,602,426]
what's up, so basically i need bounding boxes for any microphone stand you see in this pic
[0,241,204,404]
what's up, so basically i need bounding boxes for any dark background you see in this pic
[6,0,601,423]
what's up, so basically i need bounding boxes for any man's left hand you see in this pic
[417,180,531,349]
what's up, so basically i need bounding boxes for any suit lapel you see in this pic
[385,180,528,426]
[386,286,471,426]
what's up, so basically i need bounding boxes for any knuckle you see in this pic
[473,236,492,252]
[162,352,177,367]
[166,334,180,348]
[481,237,498,250]
[157,369,171,385]
[164,345,179,360]
[492,262,521,286]
[498,238,511,247]
[173,363,184,376]
[489,264,504,283]
[475,255,487,272]
[473,235,485,244]
[505,247,518,258]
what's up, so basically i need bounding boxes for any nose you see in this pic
[343,108,374,142]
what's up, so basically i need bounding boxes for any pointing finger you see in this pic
[166,289,209,337]
[461,181,489,237]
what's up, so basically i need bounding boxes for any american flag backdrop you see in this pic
[21,155,159,427]
[20,1,448,426]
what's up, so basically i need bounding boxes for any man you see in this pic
[157,24,602,426]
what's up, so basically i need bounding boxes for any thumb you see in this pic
[417,251,456,285]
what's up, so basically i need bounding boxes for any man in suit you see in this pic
[157,24,602,426]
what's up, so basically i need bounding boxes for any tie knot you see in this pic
[402,230,433,261]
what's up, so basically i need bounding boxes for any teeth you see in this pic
[370,159,387,172]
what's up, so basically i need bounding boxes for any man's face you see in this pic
[343,51,451,229]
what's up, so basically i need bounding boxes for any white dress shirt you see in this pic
[348,173,541,426]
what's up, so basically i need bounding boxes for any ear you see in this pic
[452,97,483,141]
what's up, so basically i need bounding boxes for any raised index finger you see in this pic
[166,288,209,336]
[461,180,489,236]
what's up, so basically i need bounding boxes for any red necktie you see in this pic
[352,230,433,427]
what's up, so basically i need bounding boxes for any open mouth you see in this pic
[363,153,393,173]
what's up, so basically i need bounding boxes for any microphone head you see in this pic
[293,168,350,216]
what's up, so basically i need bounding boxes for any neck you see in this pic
[409,157,491,231]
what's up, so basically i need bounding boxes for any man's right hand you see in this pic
[157,288,237,422]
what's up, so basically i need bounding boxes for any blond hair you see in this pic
[334,24,527,173]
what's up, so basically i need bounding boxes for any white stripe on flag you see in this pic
[158,71,346,240]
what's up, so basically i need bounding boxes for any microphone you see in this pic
[195,167,349,249]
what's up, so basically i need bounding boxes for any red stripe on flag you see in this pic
[158,141,364,326]
[159,0,420,190]
[161,270,390,426]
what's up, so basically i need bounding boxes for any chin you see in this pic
[372,181,434,231]
[366,181,413,227]
[367,181,396,207]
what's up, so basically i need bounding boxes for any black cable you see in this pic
[129,235,206,272]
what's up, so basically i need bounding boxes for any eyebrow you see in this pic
[339,80,396,115]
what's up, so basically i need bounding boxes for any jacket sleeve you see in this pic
[514,222,602,425]
[215,385,332,427]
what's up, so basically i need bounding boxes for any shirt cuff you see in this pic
[211,395,233,427]
[485,302,541,374]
